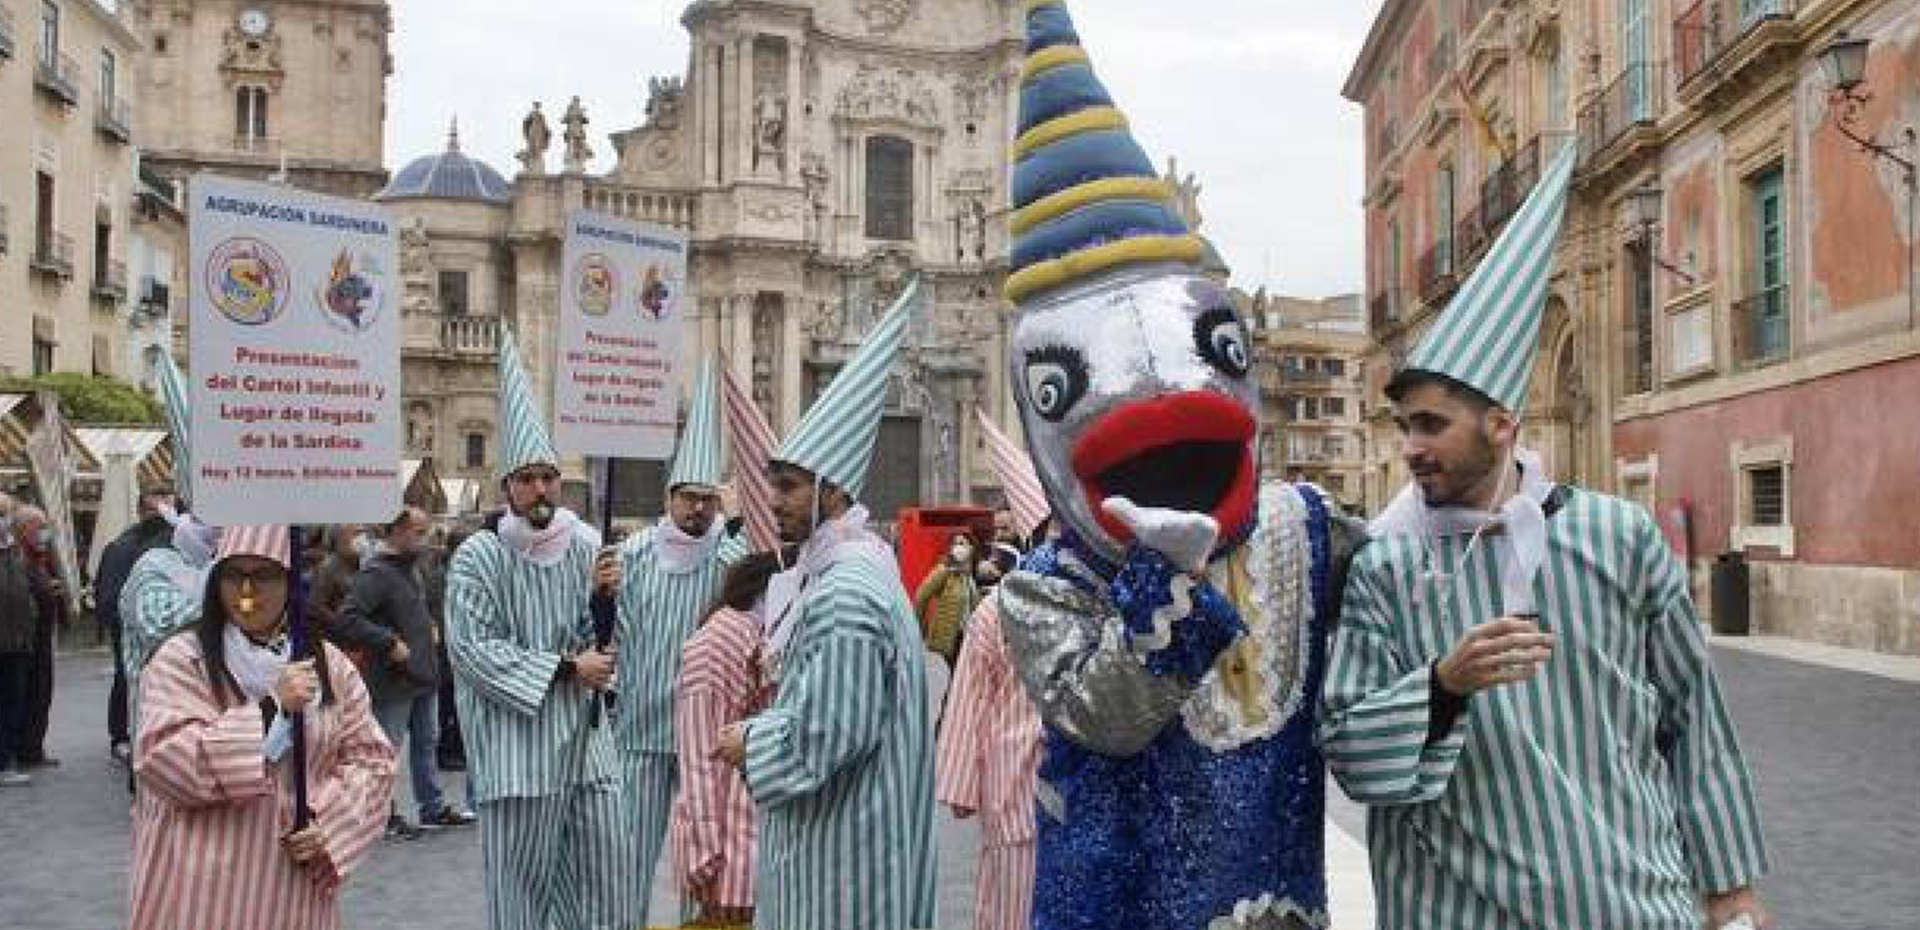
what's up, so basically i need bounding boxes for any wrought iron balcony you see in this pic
[1675,0,1797,92]
[1577,63,1665,176]
[1733,283,1790,367]
[34,45,79,106]
[93,258,128,303]
[442,316,502,355]
[30,232,75,280]
[1481,137,1544,229]
[96,97,132,144]
[0,7,16,60]
[231,135,282,157]
[138,276,172,315]
[1369,288,1402,333]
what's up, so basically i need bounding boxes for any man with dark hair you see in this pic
[10,505,64,771]
[1320,144,1771,930]
[94,483,178,764]
[335,505,476,838]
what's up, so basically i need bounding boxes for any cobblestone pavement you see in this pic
[3,643,1916,928]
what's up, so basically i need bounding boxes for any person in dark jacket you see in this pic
[11,505,64,771]
[0,509,40,786]
[93,484,178,764]
[308,524,364,657]
[332,506,475,836]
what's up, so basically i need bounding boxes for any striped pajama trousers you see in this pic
[478,779,640,930]
[620,751,679,924]
[973,842,1036,930]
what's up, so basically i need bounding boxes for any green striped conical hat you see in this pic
[1404,142,1576,413]
[773,277,923,500]
[147,346,193,494]
[497,329,558,476]
[666,359,722,492]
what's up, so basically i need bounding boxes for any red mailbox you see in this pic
[895,506,992,595]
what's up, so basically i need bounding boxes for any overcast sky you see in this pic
[385,1,1381,300]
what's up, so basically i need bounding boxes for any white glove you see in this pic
[1102,497,1219,574]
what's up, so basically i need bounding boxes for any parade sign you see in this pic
[554,209,688,460]
[187,174,402,526]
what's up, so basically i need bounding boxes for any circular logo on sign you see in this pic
[638,264,674,321]
[575,254,616,317]
[205,237,290,326]
[316,247,387,334]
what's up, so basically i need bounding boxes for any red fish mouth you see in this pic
[1070,391,1257,547]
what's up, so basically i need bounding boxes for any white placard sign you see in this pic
[554,209,688,459]
[187,174,402,525]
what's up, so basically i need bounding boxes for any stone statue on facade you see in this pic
[754,93,788,173]
[519,102,550,175]
[646,77,685,130]
[1165,156,1203,230]
[561,96,593,174]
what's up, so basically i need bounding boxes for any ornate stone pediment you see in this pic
[836,65,941,129]
[220,28,284,87]
[646,77,685,131]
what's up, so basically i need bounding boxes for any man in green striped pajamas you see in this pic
[613,360,748,917]
[715,279,937,930]
[446,332,640,930]
[1320,145,1771,929]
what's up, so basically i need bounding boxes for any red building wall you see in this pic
[1613,355,1920,568]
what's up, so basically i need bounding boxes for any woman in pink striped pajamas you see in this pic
[936,595,1045,930]
[670,551,785,927]
[128,525,395,930]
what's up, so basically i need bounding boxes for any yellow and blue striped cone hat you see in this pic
[147,346,193,493]
[1402,142,1577,413]
[772,277,923,500]
[497,329,558,477]
[666,359,723,493]
[1004,0,1208,307]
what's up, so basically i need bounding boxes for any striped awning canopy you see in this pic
[75,427,175,490]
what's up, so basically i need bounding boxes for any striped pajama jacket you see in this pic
[935,596,1043,930]
[1319,487,1770,929]
[120,548,204,740]
[445,530,640,930]
[614,525,748,918]
[743,548,938,930]
[670,606,774,912]
[129,638,394,930]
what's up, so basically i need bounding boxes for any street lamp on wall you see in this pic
[1818,29,1918,329]
[1625,184,1697,287]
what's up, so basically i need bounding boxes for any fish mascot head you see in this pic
[1006,0,1261,568]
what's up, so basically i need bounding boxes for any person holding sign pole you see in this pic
[128,524,395,930]
[444,332,641,930]
[611,359,747,918]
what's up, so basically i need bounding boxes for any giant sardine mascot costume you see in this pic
[996,3,1365,928]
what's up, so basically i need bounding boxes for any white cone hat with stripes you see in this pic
[1402,142,1576,413]
[497,329,558,476]
[974,407,1047,539]
[147,346,194,495]
[666,359,723,493]
[720,361,781,553]
[772,277,923,500]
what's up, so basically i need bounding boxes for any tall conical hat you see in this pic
[1401,143,1577,413]
[771,278,922,500]
[665,359,722,493]
[975,407,1047,539]
[497,329,558,476]
[1005,0,1207,307]
[719,361,781,553]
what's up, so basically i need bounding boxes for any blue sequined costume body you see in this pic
[1015,485,1335,930]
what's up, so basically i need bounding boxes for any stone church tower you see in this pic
[384,0,1028,521]
[128,0,391,197]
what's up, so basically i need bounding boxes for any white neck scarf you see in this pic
[222,620,289,702]
[1371,447,1555,614]
[498,508,595,567]
[653,516,723,575]
[761,503,895,678]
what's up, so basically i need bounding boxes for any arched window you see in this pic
[865,135,913,241]
[235,86,269,145]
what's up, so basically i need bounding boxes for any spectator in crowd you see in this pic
[94,484,179,765]
[913,533,981,669]
[0,498,40,786]
[332,506,476,839]
[11,505,66,771]
[308,525,365,660]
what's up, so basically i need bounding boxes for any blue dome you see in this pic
[376,124,512,204]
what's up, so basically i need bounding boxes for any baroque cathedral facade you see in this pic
[378,0,1032,519]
